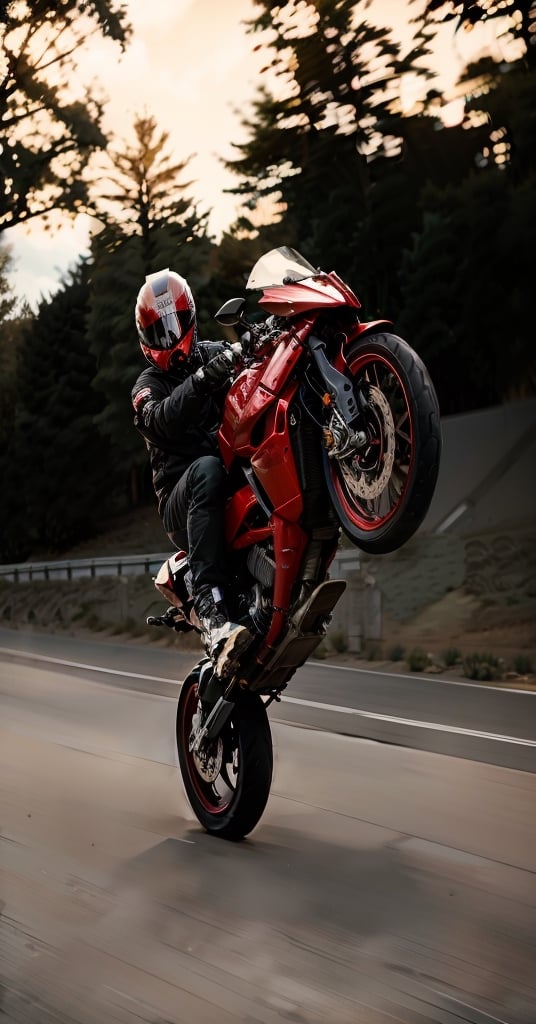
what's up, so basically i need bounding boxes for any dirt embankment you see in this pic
[0,573,534,689]
[1,505,535,688]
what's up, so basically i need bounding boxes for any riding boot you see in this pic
[193,585,252,676]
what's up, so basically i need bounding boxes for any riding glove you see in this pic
[194,346,240,393]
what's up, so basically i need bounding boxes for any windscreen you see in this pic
[246,246,318,290]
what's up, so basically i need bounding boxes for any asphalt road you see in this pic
[1,628,534,771]
[1,628,535,1023]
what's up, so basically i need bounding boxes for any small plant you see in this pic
[442,647,462,667]
[330,629,348,654]
[85,613,103,630]
[462,652,504,681]
[72,601,93,622]
[313,640,329,660]
[388,644,405,662]
[407,647,429,672]
[366,643,383,661]
[513,654,533,675]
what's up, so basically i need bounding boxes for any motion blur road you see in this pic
[1,628,535,1024]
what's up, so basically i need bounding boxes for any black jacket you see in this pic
[131,343,226,515]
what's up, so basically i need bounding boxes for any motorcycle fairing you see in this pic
[220,336,305,462]
[224,485,266,547]
[249,396,303,519]
[257,274,360,316]
[246,246,318,288]
[258,333,303,391]
[262,517,309,649]
[220,351,316,648]
[219,365,271,463]
[353,318,393,336]
[332,319,393,373]
[223,486,309,651]
[246,247,361,312]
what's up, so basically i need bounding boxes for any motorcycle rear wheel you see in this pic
[176,665,273,840]
[324,332,441,554]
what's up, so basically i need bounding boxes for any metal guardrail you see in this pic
[0,548,361,584]
[0,553,172,583]
[0,548,372,650]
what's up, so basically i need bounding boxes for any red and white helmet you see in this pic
[135,268,197,370]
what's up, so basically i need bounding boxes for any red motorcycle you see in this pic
[150,246,441,839]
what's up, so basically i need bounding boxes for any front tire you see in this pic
[176,664,273,840]
[324,332,442,554]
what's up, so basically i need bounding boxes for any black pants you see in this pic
[162,455,229,592]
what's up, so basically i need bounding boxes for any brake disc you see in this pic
[340,385,395,500]
[194,737,223,782]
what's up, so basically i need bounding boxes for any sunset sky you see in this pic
[4,0,508,308]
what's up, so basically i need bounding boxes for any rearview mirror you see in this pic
[215,297,246,326]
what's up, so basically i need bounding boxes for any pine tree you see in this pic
[224,0,434,310]
[0,262,114,560]
[87,114,214,505]
[396,7,536,411]
[0,242,26,454]
[398,163,536,412]
[419,1,536,71]
[0,0,130,231]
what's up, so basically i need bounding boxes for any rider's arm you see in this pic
[132,370,213,444]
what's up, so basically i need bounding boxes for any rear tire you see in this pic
[324,332,441,553]
[176,664,273,840]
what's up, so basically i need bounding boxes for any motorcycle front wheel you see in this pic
[324,331,442,554]
[176,664,273,840]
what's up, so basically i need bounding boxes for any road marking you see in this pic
[315,660,535,695]
[2,644,532,694]
[280,696,536,747]
[1,645,534,750]
[0,646,176,685]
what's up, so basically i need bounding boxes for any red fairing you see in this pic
[220,367,303,524]
[257,271,361,316]
[354,318,392,335]
[264,519,309,648]
[219,364,270,465]
[250,396,303,520]
[224,486,271,548]
[219,334,303,469]
[330,319,393,373]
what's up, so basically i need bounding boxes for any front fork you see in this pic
[307,335,367,457]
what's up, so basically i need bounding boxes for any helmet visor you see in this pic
[146,308,195,351]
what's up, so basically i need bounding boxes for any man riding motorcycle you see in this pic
[131,267,252,675]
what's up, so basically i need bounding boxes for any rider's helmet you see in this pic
[135,269,197,371]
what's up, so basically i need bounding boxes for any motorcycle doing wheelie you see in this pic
[148,246,442,840]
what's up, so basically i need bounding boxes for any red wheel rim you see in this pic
[180,682,238,815]
[329,350,415,531]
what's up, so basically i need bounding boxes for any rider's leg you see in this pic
[163,456,250,668]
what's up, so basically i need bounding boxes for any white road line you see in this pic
[2,644,532,694]
[281,696,536,747]
[1,645,534,749]
[316,659,535,695]
[0,645,177,684]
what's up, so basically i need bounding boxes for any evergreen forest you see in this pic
[0,0,534,561]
